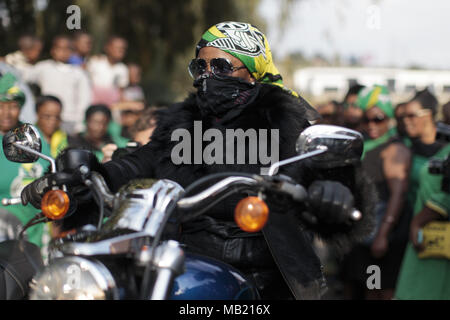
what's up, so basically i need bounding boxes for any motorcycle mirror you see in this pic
[2,123,42,163]
[2,123,56,172]
[295,124,363,168]
[266,124,363,175]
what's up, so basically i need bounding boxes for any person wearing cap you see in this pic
[21,22,375,299]
[0,72,51,248]
[340,85,411,300]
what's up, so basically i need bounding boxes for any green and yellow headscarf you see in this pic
[195,21,323,122]
[356,85,393,118]
[0,72,25,108]
[196,22,288,91]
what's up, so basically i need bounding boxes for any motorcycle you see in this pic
[0,123,363,300]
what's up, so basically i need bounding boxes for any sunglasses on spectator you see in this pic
[363,114,387,124]
[188,58,247,79]
[399,109,431,119]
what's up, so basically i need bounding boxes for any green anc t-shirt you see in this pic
[0,132,51,247]
[395,143,450,300]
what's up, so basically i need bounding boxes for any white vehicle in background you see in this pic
[293,67,450,105]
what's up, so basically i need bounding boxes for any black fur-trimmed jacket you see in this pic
[101,83,376,299]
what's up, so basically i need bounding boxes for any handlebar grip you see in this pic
[1,198,22,206]
[278,181,362,222]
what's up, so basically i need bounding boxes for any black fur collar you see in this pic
[151,84,313,163]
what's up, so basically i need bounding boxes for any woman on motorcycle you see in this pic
[23,22,376,299]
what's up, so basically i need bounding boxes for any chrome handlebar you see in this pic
[177,176,260,209]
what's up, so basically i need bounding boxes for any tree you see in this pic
[0,0,263,104]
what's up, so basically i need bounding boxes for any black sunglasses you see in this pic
[363,115,387,124]
[188,58,247,79]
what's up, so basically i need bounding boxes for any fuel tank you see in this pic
[170,252,259,300]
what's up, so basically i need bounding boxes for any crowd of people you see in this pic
[1,32,153,157]
[0,22,449,300]
[0,32,157,252]
[316,84,450,300]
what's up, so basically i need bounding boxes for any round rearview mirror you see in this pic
[2,123,42,163]
[295,124,363,168]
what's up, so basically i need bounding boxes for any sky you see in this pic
[258,0,450,70]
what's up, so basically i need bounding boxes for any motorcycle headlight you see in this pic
[30,256,118,300]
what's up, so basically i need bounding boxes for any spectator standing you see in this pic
[101,106,159,163]
[0,62,38,124]
[68,104,114,162]
[340,85,411,300]
[316,100,344,126]
[442,101,450,125]
[35,95,68,158]
[87,36,129,106]
[395,142,450,299]
[401,89,445,216]
[107,62,146,146]
[4,35,43,77]
[342,84,365,132]
[122,63,145,102]
[68,31,93,69]
[394,102,411,147]
[0,73,50,247]
[25,35,91,135]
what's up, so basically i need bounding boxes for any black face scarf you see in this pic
[193,74,261,124]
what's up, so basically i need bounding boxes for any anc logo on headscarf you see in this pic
[207,22,267,59]
[197,21,310,100]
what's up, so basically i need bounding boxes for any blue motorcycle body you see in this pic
[170,252,259,300]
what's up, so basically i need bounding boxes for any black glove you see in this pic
[307,180,354,225]
[21,171,79,209]
[21,175,53,209]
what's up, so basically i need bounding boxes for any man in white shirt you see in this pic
[25,35,92,135]
[4,35,43,78]
[86,36,129,106]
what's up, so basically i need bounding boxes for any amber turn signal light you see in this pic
[234,196,269,232]
[41,190,70,220]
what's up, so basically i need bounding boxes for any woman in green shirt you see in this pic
[0,73,50,247]
[401,89,445,214]
[395,143,450,299]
